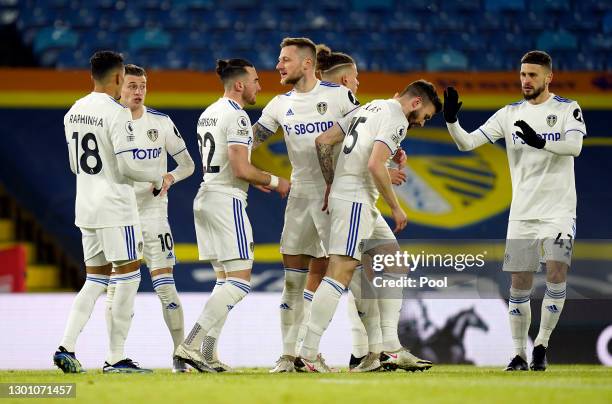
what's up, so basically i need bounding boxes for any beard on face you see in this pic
[407,110,419,126]
[523,84,545,100]
[282,71,303,86]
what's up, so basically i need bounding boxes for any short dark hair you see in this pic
[315,44,355,74]
[90,50,124,81]
[125,64,146,77]
[399,80,442,114]
[215,58,254,84]
[521,50,552,70]
[280,37,317,60]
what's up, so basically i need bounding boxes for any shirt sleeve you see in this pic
[109,107,137,155]
[256,96,280,133]
[563,101,587,137]
[227,110,253,147]
[338,86,361,117]
[374,108,406,155]
[164,116,188,157]
[477,107,507,143]
[336,111,356,136]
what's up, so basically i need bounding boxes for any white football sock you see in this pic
[300,277,344,360]
[185,278,250,351]
[348,291,369,357]
[203,279,226,361]
[295,289,314,355]
[508,287,532,360]
[377,274,404,352]
[104,279,115,344]
[60,274,109,352]
[152,274,184,350]
[534,282,566,348]
[106,269,141,365]
[357,271,383,354]
[280,267,307,356]
[347,267,369,357]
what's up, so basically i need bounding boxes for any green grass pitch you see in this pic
[1,366,611,404]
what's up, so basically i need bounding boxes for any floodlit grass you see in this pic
[1,366,611,404]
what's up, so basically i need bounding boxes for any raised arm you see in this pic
[444,87,490,151]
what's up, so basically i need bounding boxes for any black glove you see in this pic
[152,187,161,197]
[443,86,462,123]
[514,120,545,149]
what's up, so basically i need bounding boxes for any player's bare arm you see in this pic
[228,144,290,198]
[368,142,407,233]
[315,123,344,185]
[251,122,275,149]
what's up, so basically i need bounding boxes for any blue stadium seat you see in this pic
[351,0,392,11]
[489,32,533,52]
[426,50,468,71]
[536,30,578,51]
[531,0,570,12]
[128,28,171,52]
[401,0,434,11]
[33,26,78,54]
[432,12,465,31]
[603,11,612,33]
[585,33,611,51]
[173,0,214,10]
[559,11,600,32]
[484,0,525,12]
[439,0,480,11]
[444,32,486,52]
[469,51,507,71]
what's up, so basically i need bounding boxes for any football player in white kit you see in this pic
[107,64,195,373]
[293,44,408,371]
[251,37,361,373]
[55,51,169,373]
[300,80,442,372]
[174,59,290,372]
[442,51,586,371]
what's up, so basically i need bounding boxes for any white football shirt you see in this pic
[477,94,586,220]
[64,92,139,228]
[196,97,253,200]
[131,107,188,219]
[331,99,408,206]
[257,80,360,198]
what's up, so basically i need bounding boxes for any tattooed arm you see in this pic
[315,123,345,185]
[251,122,275,149]
[316,124,346,211]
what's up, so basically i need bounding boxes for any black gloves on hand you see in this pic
[443,86,462,123]
[514,120,545,149]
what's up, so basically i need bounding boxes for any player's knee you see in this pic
[85,252,112,273]
[546,261,568,283]
[222,260,252,281]
[113,259,141,273]
[511,272,534,290]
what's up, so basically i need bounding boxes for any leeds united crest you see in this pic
[316,102,328,115]
[546,114,557,127]
[147,129,158,142]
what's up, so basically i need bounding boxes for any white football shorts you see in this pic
[81,224,143,266]
[327,197,396,261]
[141,217,176,271]
[502,217,576,272]
[280,195,330,258]
[194,191,254,262]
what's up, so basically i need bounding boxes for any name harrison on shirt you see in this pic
[69,114,104,127]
